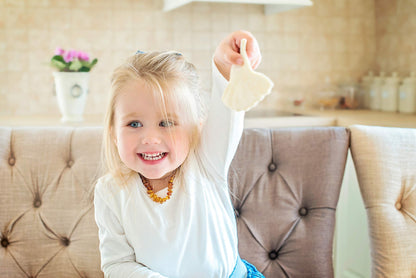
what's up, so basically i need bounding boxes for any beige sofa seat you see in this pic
[0,127,349,277]
[350,125,416,278]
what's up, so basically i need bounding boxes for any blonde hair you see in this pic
[102,51,206,186]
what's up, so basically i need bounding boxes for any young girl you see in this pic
[94,30,265,278]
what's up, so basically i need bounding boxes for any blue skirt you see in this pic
[229,256,265,278]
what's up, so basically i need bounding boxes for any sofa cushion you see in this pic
[0,127,103,278]
[350,125,416,277]
[229,127,349,277]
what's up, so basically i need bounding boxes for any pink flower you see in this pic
[63,49,77,63]
[77,51,90,61]
[54,47,65,56]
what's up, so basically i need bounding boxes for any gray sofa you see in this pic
[0,126,349,277]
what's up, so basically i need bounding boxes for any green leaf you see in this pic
[80,60,91,69]
[90,58,98,68]
[51,55,66,63]
[69,59,82,71]
[50,55,68,71]
[51,59,67,71]
[79,66,90,72]
[80,58,98,72]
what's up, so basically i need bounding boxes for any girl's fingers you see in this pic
[226,50,243,65]
[213,30,263,79]
[231,32,261,69]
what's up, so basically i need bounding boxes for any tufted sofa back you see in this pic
[350,125,416,278]
[0,127,349,277]
[0,127,104,278]
[229,128,349,277]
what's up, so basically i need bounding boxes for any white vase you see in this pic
[53,72,90,122]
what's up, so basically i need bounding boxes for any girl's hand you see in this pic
[213,30,262,81]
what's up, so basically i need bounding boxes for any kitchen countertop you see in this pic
[284,108,416,128]
[244,110,336,128]
[0,109,415,128]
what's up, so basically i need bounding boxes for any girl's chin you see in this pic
[139,170,176,181]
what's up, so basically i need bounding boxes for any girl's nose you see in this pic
[141,129,162,145]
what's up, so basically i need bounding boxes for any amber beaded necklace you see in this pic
[139,173,175,204]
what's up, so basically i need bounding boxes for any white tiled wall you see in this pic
[375,0,416,77]
[1,0,411,117]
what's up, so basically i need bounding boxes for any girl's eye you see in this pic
[128,121,142,128]
[160,120,175,127]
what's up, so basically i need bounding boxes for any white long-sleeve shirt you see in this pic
[94,63,245,278]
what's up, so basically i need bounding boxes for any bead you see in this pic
[139,172,176,204]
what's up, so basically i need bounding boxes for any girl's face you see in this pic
[113,78,191,183]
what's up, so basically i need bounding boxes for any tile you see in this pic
[349,0,374,17]
[132,0,157,11]
[229,13,249,31]
[315,0,333,17]
[4,0,25,8]
[172,11,192,31]
[5,29,28,51]
[298,16,319,36]
[265,15,285,33]
[375,0,398,17]
[132,11,155,31]
[48,8,71,30]
[192,10,211,32]
[3,0,413,117]
[398,0,416,14]
[28,49,50,71]
[282,14,301,33]
[247,13,266,33]
[172,30,192,51]
[5,7,27,29]
[211,13,230,32]
[112,9,134,30]
[190,50,212,70]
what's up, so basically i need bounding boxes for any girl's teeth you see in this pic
[141,153,165,161]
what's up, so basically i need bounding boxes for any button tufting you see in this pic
[268,162,277,172]
[61,237,70,246]
[33,198,42,208]
[395,202,402,210]
[299,207,308,216]
[235,208,241,218]
[1,238,9,248]
[8,157,15,166]
[269,250,278,260]
[67,160,74,168]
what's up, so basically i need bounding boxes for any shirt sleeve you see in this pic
[198,60,245,181]
[94,182,168,278]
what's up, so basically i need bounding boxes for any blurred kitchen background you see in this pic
[0,0,415,118]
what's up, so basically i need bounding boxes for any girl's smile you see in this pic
[138,152,169,165]
[139,152,167,161]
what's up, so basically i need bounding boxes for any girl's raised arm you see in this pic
[199,31,262,181]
